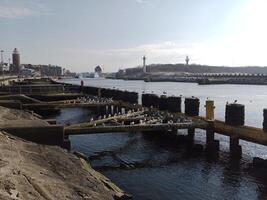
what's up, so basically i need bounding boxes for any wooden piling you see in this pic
[167,96,181,113]
[263,109,267,132]
[225,103,245,126]
[225,103,244,158]
[185,97,200,116]
[230,137,242,158]
[187,128,195,146]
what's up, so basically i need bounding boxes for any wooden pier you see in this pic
[1,78,267,160]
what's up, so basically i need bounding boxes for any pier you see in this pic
[1,78,267,161]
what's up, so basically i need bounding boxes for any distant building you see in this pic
[40,65,62,77]
[11,48,21,74]
[185,55,190,65]
[143,56,146,73]
[94,65,102,78]
[95,65,102,74]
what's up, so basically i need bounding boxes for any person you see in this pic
[80,80,84,92]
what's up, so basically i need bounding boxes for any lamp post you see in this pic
[0,50,4,85]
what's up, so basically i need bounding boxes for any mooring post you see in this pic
[167,96,182,113]
[185,97,200,116]
[225,103,244,158]
[184,97,199,145]
[205,100,215,120]
[205,100,219,152]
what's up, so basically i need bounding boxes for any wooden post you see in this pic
[225,103,244,158]
[111,105,114,115]
[187,128,195,146]
[263,109,267,132]
[205,100,219,153]
[185,97,200,116]
[230,136,242,158]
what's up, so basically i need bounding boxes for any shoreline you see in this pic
[108,76,267,85]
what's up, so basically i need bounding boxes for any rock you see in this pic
[0,131,130,200]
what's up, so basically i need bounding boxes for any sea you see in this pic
[55,78,267,200]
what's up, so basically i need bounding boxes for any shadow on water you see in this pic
[56,108,267,200]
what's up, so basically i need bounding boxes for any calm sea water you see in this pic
[56,78,267,200]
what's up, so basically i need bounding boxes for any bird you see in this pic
[234,100,237,103]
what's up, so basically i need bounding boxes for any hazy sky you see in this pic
[0,0,266,72]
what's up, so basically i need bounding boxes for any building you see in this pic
[95,65,102,74]
[143,56,146,73]
[11,48,21,74]
[94,65,102,78]
[40,65,62,77]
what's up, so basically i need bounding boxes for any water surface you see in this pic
[56,79,267,200]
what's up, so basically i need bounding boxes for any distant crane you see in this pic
[185,55,190,65]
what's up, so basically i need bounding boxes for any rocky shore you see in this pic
[0,106,131,200]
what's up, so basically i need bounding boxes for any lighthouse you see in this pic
[143,56,146,74]
[185,55,190,66]
[12,48,21,74]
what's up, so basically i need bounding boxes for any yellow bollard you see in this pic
[205,100,215,120]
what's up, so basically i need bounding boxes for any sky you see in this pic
[0,0,267,72]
